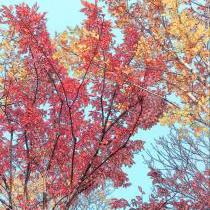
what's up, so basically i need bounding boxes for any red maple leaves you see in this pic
[0,2,165,208]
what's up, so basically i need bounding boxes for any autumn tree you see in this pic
[0,0,208,209]
[111,127,209,209]
[96,0,209,208]
[102,0,209,135]
[0,2,165,209]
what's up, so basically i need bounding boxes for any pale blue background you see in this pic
[0,0,170,201]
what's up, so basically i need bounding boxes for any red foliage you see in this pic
[0,2,165,209]
[111,165,209,210]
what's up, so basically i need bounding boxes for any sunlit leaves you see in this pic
[104,0,209,136]
[0,2,166,209]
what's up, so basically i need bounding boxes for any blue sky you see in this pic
[0,0,85,32]
[0,0,170,201]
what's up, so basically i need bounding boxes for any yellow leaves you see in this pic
[168,19,180,37]
[52,51,61,60]
[53,26,103,78]
[161,2,208,136]
[160,105,193,126]
[17,68,28,80]
[193,126,209,137]
[116,103,128,111]
[72,67,86,78]
[0,78,3,87]
[175,41,184,53]
[6,63,28,80]
[0,28,26,81]
[1,39,11,51]
[0,65,3,72]
[12,174,46,204]
[159,113,170,125]
[92,0,209,139]
[159,0,207,60]
[193,24,206,41]
[53,35,78,70]
[60,31,68,43]
[82,28,99,39]
[180,11,197,29]
[167,8,208,60]
[116,16,129,28]
[160,97,209,137]
[135,37,151,59]
[197,95,209,114]
[198,96,208,107]
[77,43,90,51]
[0,39,13,61]
[122,66,133,75]
[161,0,178,9]
[13,177,24,196]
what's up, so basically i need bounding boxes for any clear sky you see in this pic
[0,0,85,32]
[0,0,170,202]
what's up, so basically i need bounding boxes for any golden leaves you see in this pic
[53,26,100,72]
[135,37,151,59]
[0,65,3,72]
[60,30,68,43]
[160,105,193,126]
[1,40,11,51]
[115,103,128,111]
[166,7,208,60]
[161,0,177,9]
[12,174,46,203]
[0,25,27,82]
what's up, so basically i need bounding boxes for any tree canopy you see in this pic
[0,0,208,209]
